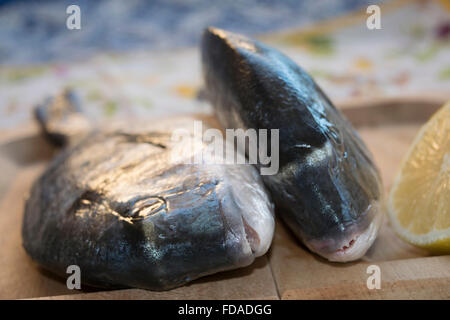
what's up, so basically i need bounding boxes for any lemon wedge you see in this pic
[388,101,450,253]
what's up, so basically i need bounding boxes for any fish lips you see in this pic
[303,202,383,262]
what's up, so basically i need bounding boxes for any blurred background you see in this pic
[0,0,384,63]
[0,0,449,128]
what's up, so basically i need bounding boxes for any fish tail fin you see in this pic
[34,89,90,147]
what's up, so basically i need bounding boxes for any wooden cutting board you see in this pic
[0,98,449,300]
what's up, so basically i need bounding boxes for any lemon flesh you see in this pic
[388,102,450,253]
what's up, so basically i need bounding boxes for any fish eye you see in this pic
[129,196,167,221]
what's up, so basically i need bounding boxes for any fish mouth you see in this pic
[305,204,384,262]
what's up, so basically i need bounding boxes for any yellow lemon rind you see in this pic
[387,101,450,253]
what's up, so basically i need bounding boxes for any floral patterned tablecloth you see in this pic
[0,0,449,130]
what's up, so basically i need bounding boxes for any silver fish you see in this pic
[22,91,274,290]
[201,27,383,262]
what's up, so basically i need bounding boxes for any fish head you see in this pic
[201,27,384,262]
[271,136,384,262]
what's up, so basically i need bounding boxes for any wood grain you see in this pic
[31,255,278,300]
[269,222,449,299]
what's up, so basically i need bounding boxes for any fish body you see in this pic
[201,28,383,262]
[22,95,274,290]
